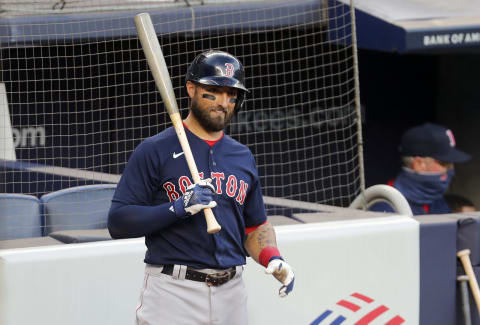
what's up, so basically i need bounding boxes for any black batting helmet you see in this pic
[185,50,249,112]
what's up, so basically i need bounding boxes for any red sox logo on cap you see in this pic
[224,63,234,77]
[446,129,456,147]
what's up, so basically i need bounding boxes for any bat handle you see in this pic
[458,249,480,317]
[204,208,221,234]
[169,115,221,234]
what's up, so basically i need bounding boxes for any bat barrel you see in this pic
[134,13,180,116]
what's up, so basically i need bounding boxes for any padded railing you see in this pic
[349,184,413,216]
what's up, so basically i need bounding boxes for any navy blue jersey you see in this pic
[108,126,267,269]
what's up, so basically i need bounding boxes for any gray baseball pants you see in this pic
[135,264,248,325]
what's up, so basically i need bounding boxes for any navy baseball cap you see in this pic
[399,123,471,163]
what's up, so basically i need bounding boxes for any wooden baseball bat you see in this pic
[134,13,221,234]
[458,249,480,317]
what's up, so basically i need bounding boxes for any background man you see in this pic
[108,50,294,324]
[371,122,471,215]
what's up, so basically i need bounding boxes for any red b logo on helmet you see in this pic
[224,63,234,77]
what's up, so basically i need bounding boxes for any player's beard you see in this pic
[190,100,234,132]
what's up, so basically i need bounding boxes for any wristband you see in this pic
[172,197,187,218]
[259,246,282,267]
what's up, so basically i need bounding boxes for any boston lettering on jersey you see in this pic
[163,171,249,205]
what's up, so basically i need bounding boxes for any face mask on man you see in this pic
[395,168,455,204]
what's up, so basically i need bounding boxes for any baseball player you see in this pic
[108,50,295,325]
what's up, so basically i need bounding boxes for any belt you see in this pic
[161,265,236,287]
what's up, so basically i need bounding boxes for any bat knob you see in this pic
[457,249,471,258]
[205,208,221,234]
[207,225,221,234]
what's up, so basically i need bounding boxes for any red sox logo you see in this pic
[224,63,235,77]
[311,292,405,325]
[446,129,456,147]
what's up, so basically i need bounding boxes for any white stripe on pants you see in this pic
[136,264,248,325]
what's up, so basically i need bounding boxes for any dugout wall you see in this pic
[0,211,420,325]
